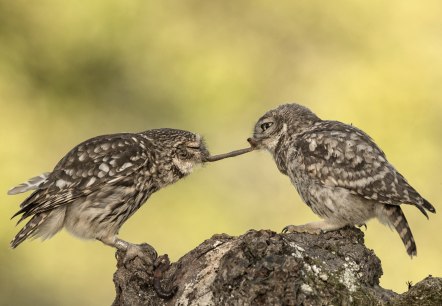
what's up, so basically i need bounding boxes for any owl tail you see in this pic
[8,172,50,195]
[385,205,417,257]
[422,198,436,214]
[10,213,48,248]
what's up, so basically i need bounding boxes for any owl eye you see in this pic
[177,147,191,159]
[186,145,200,150]
[261,122,274,132]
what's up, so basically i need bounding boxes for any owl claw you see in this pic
[356,223,367,230]
[121,243,158,267]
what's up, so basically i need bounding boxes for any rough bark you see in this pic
[112,227,441,305]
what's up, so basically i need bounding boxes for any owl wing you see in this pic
[291,121,434,216]
[13,133,152,221]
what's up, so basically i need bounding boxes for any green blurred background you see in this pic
[1,1,441,305]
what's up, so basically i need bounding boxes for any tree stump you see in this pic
[112,227,441,305]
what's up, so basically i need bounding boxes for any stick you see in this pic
[205,147,254,162]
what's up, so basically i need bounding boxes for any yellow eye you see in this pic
[261,122,273,131]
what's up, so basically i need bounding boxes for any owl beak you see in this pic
[247,137,259,147]
[201,148,210,162]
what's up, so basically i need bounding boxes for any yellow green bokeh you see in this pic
[1,1,441,305]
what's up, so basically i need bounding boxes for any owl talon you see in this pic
[282,225,290,233]
[356,223,367,230]
[122,243,158,267]
[139,243,158,260]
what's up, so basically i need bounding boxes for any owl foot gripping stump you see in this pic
[112,228,442,306]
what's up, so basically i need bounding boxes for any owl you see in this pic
[8,128,212,261]
[248,103,435,256]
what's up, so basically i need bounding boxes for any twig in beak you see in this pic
[205,147,254,162]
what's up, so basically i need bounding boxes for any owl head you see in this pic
[248,103,320,153]
[144,128,210,174]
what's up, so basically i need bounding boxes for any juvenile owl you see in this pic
[8,128,211,261]
[248,103,435,256]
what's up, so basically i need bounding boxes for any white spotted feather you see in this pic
[8,173,50,195]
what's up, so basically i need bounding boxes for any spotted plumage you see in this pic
[9,128,210,260]
[248,103,435,256]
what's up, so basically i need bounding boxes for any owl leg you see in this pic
[282,220,345,234]
[98,235,158,265]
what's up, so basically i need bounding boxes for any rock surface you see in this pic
[112,227,441,305]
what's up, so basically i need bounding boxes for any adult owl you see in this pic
[248,103,435,256]
[9,128,251,261]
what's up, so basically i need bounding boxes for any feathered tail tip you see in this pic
[414,198,436,220]
[422,198,436,214]
[7,172,50,195]
[10,213,48,248]
[388,207,417,257]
